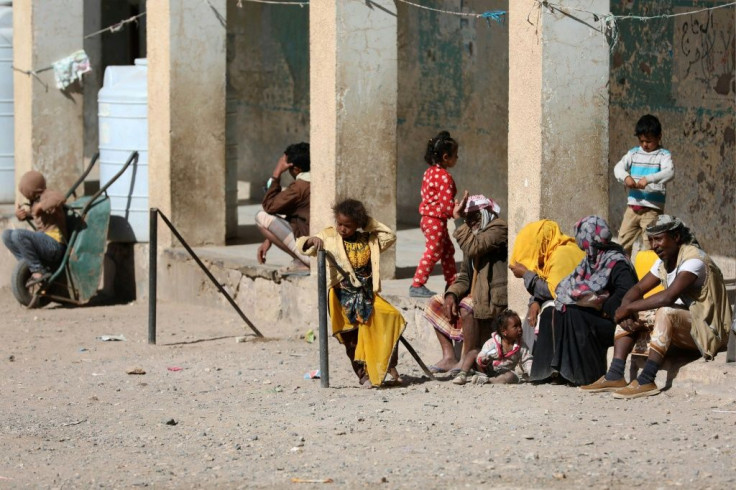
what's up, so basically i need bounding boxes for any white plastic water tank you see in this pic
[98,58,148,242]
[0,2,14,203]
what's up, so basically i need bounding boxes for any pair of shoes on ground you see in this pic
[409,285,435,298]
[580,376,660,399]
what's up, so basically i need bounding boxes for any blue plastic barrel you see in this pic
[0,3,14,203]
[98,58,148,242]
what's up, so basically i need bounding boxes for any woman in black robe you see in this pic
[530,215,637,386]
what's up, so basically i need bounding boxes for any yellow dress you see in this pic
[328,234,406,386]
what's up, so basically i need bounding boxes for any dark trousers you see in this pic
[2,229,65,273]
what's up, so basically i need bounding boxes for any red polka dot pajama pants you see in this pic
[412,216,456,288]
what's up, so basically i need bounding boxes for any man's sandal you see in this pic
[26,272,51,288]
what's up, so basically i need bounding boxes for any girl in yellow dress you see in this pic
[297,199,405,387]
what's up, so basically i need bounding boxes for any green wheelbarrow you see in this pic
[11,151,139,308]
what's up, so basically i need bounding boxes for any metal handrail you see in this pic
[80,152,138,220]
[147,208,264,344]
[65,152,100,200]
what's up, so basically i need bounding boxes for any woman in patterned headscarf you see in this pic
[529,215,638,386]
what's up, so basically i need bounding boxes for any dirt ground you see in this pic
[1,287,736,489]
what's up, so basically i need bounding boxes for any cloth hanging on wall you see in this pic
[52,50,92,90]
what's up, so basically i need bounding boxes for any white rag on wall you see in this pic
[52,49,92,90]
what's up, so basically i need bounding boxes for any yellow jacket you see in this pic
[296,218,396,293]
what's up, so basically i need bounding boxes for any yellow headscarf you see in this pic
[510,220,585,299]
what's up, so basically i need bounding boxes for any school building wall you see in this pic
[226,1,510,225]
[395,1,509,224]
[226,2,310,194]
[608,0,735,258]
[78,1,732,260]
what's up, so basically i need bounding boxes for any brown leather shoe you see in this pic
[579,376,628,393]
[612,380,661,399]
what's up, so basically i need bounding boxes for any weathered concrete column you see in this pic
[508,1,610,312]
[13,0,83,196]
[310,0,398,276]
[148,1,227,246]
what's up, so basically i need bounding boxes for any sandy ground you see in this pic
[1,287,736,489]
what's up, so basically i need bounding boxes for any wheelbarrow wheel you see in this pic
[11,260,50,308]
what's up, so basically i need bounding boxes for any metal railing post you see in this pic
[317,250,329,388]
[153,209,263,338]
[148,208,158,344]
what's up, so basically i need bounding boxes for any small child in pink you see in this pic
[468,310,532,385]
[410,131,458,298]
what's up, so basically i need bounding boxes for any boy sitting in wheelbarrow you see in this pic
[2,171,67,286]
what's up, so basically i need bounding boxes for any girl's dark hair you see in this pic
[634,114,662,137]
[332,198,369,229]
[493,309,520,335]
[424,131,458,165]
[284,142,310,171]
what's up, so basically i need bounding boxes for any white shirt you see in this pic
[650,258,706,306]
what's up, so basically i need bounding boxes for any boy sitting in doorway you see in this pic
[255,142,311,275]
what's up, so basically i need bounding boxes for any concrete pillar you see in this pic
[508,1,610,312]
[147,0,227,247]
[83,0,102,169]
[310,0,398,276]
[13,0,84,196]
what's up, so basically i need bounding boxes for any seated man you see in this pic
[581,215,732,399]
[255,142,311,275]
[422,192,508,384]
[2,171,67,285]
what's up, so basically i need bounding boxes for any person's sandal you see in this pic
[409,285,435,298]
[452,371,468,385]
[26,272,51,288]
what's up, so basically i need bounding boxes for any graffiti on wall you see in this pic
[674,8,735,107]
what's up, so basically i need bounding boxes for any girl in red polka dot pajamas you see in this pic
[410,131,459,298]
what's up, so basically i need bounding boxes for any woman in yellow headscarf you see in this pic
[509,220,584,348]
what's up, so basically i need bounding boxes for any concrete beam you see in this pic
[13,0,84,197]
[508,0,610,312]
[148,0,227,247]
[310,0,398,277]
